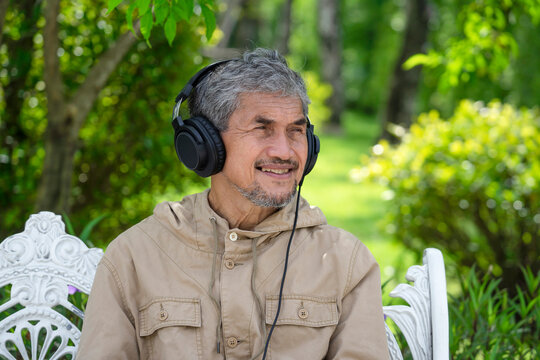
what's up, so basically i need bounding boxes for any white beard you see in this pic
[233,181,298,208]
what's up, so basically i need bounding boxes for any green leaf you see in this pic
[201,4,216,40]
[182,0,195,18]
[62,212,76,236]
[136,0,152,16]
[403,53,441,70]
[126,2,137,34]
[79,214,109,247]
[107,0,124,15]
[164,16,177,45]
[140,11,154,41]
[172,2,189,21]
[79,214,108,247]
[155,0,170,25]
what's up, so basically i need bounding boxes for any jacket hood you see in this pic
[152,189,327,253]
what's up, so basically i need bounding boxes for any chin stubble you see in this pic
[234,181,298,208]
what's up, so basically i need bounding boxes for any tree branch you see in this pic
[68,21,141,135]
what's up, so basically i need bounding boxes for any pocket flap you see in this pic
[265,295,338,327]
[139,297,201,336]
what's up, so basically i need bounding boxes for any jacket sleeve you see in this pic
[326,241,390,360]
[77,255,139,359]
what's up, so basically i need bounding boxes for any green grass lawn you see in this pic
[301,112,417,289]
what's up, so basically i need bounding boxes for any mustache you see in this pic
[254,158,299,170]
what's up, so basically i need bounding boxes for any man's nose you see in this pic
[267,132,294,159]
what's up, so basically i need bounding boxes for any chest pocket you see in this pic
[139,297,202,360]
[265,294,338,327]
[264,295,339,358]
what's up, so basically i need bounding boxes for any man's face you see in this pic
[215,92,308,208]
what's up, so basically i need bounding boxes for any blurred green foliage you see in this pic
[107,0,217,44]
[448,267,539,359]
[286,0,402,115]
[0,0,211,246]
[341,0,403,114]
[302,70,332,128]
[62,212,107,248]
[417,0,540,116]
[356,100,539,289]
[69,30,208,247]
[388,267,539,359]
[405,0,521,90]
[1,0,539,259]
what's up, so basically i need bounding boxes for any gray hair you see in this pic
[188,48,310,131]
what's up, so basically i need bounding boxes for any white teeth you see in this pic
[261,168,289,174]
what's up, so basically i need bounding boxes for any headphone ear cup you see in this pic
[303,126,320,176]
[174,116,226,177]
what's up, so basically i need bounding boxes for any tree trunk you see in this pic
[202,0,247,59]
[35,0,139,213]
[317,0,344,129]
[216,0,245,48]
[36,115,73,212]
[35,0,68,212]
[277,0,293,55]
[380,0,429,143]
[229,1,261,49]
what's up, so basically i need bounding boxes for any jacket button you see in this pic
[225,259,235,269]
[298,308,308,319]
[229,232,238,241]
[226,336,238,348]
[159,310,168,321]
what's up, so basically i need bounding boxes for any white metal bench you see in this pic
[0,212,103,359]
[0,212,449,359]
[384,248,449,360]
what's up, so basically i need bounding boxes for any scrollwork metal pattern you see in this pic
[0,211,104,358]
[384,264,431,360]
[0,307,79,359]
[385,322,404,360]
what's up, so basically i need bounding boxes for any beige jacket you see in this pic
[78,190,389,359]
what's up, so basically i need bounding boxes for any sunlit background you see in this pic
[1,0,539,357]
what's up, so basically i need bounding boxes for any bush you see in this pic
[449,267,539,359]
[355,100,540,290]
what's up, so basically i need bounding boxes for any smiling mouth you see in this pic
[255,159,299,176]
[260,167,291,174]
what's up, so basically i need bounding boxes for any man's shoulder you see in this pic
[104,190,207,254]
[103,214,160,258]
[307,223,363,247]
[303,223,378,267]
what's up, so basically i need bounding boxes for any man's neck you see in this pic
[207,185,277,230]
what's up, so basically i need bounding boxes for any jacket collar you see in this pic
[153,189,326,254]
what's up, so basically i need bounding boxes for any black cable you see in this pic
[262,179,304,360]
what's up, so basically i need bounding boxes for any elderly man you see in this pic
[78,48,389,359]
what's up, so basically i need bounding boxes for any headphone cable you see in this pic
[261,179,304,360]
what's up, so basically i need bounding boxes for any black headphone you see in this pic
[171,60,320,178]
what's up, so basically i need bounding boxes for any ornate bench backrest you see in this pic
[383,248,449,360]
[0,211,103,359]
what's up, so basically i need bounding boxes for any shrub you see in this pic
[449,267,539,359]
[355,100,540,290]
